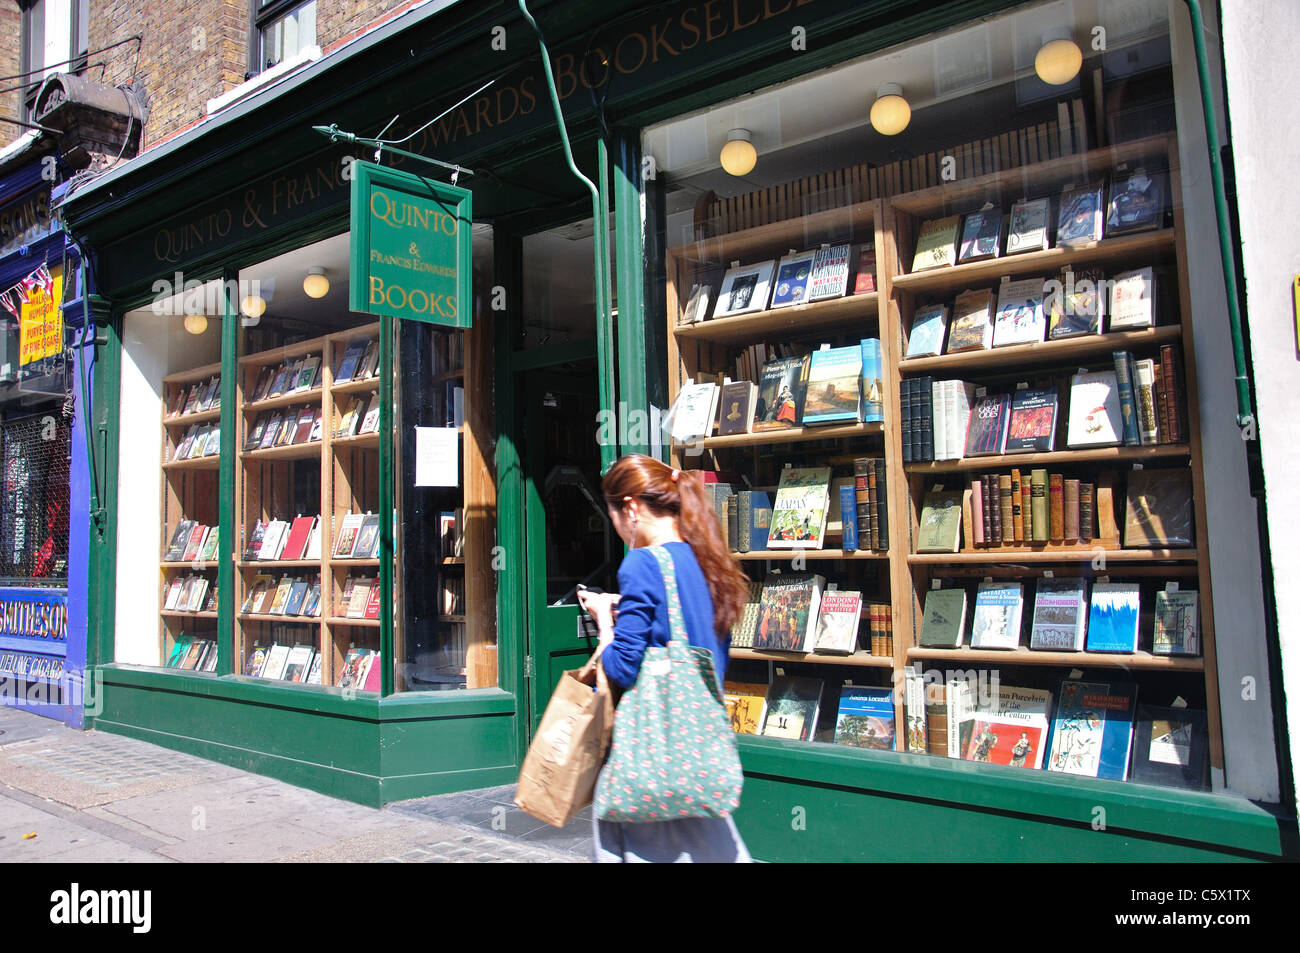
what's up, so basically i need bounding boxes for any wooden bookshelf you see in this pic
[908,548,1197,564]
[898,325,1183,375]
[905,443,1190,474]
[682,420,883,452]
[734,549,889,561]
[674,293,879,343]
[731,648,893,668]
[906,646,1204,672]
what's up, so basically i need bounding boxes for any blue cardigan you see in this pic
[600,542,728,690]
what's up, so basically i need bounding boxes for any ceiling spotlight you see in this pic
[720,129,757,177]
[870,83,911,136]
[303,266,330,299]
[1035,30,1082,85]
[183,313,208,335]
[240,294,267,319]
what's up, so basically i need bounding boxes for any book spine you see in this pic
[866,462,879,551]
[1020,472,1033,544]
[874,457,889,551]
[1112,350,1142,446]
[1134,358,1160,444]
[971,477,985,546]
[932,380,947,461]
[983,474,997,545]
[1159,344,1179,442]
[1011,468,1024,543]
[737,491,752,553]
[1079,482,1095,543]
[1163,345,1186,443]
[885,608,893,657]
[919,377,934,462]
[1049,473,1065,541]
[839,485,858,552]
[901,380,914,463]
[998,474,1013,545]
[1064,478,1081,542]
[854,458,872,548]
[1153,360,1171,445]
[725,496,737,552]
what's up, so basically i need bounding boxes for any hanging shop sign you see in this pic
[349,161,472,328]
[12,265,63,366]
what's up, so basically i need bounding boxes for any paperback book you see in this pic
[906,304,948,358]
[919,587,968,647]
[958,206,1002,263]
[714,260,776,317]
[1004,386,1058,453]
[767,466,831,549]
[752,572,825,653]
[1055,182,1105,246]
[1006,196,1051,254]
[811,589,862,655]
[969,581,1025,650]
[992,276,1047,347]
[911,216,960,272]
[768,251,816,308]
[947,289,995,352]
[807,244,851,301]
[1029,578,1089,651]
[1085,582,1142,652]
[834,686,896,750]
[1047,679,1139,780]
[1153,588,1199,656]
[801,346,862,425]
[760,676,824,741]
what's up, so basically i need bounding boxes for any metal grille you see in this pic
[0,405,72,583]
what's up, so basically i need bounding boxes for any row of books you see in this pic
[163,574,218,614]
[339,576,382,620]
[729,572,891,657]
[164,521,219,562]
[246,404,322,451]
[165,636,220,672]
[905,266,1158,358]
[334,337,381,385]
[909,170,1166,274]
[726,673,1210,790]
[919,577,1200,655]
[249,354,324,402]
[667,339,884,441]
[170,422,221,461]
[917,467,1194,552]
[678,243,875,325]
[242,573,323,617]
[167,374,221,417]
[241,512,381,562]
[245,642,323,684]
[902,353,1186,463]
[336,393,381,439]
[0,653,65,679]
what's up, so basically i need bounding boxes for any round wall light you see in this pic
[240,294,267,319]
[303,266,330,299]
[183,313,208,335]
[720,129,757,177]
[870,84,911,136]
[1035,34,1082,85]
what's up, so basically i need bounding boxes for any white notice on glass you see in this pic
[415,427,459,487]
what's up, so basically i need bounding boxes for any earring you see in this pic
[630,515,640,549]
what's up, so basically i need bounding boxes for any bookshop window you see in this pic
[645,0,1225,792]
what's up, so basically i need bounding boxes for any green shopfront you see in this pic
[60,0,1296,861]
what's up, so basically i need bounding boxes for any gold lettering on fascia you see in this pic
[0,191,52,256]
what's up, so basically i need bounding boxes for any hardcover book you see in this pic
[1108,267,1156,329]
[958,207,1002,263]
[1153,589,1200,656]
[1029,578,1089,651]
[293,355,320,392]
[1123,468,1194,548]
[665,381,719,443]
[1055,182,1105,246]
[911,216,960,272]
[760,675,824,741]
[334,339,367,383]
[729,581,763,649]
[198,527,220,562]
[1085,582,1141,652]
[834,686,896,750]
[992,276,1047,347]
[962,685,1053,769]
[333,512,365,557]
[801,346,861,425]
[1047,266,1105,338]
[260,644,291,681]
[284,578,310,616]
[905,304,948,358]
[1006,196,1051,254]
[946,288,994,352]
[919,587,968,647]
[768,251,816,308]
[714,260,776,317]
[807,244,852,301]
[767,466,831,549]
[964,391,1011,457]
[811,589,862,655]
[1065,370,1123,448]
[164,520,194,561]
[282,645,314,682]
[337,647,374,688]
[752,572,825,653]
[1131,705,1208,790]
[723,681,768,734]
[970,581,1025,649]
[752,356,805,431]
[352,513,381,558]
[852,244,877,294]
[716,380,757,436]
[1106,170,1165,234]
[1004,386,1058,453]
[916,489,963,553]
[1047,679,1139,780]
[859,338,884,424]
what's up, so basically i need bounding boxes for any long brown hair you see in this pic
[602,454,749,639]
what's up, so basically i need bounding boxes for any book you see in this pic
[931,379,976,462]
[834,686,895,750]
[916,489,963,553]
[724,681,769,736]
[992,276,1046,347]
[905,304,948,358]
[946,288,994,352]
[964,391,1011,457]
[334,339,367,383]
[958,206,1002,262]
[859,338,884,424]
[837,484,857,553]
[1029,578,1089,650]
[714,260,776,317]
[768,250,816,308]
[1066,370,1123,447]
[735,490,772,553]
[1047,679,1139,780]
[305,652,323,686]
[919,587,968,647]
[260,644,291,681]
[969,581,1024,649]
[362,653,383,692]
[181,524,208,562]
[801,346,861,425]
[1131,705,1208,790]
[1133,358,1160,444]
[364,582,382,620]
[1153,588,1200,655]
[806,244,851,301]
[752,356,805,431]
[1123,468,1194,547]
[665,381,719,443]
[1056,182,1105,245]
[1006,196,1051,253]
[678,280,715,325]
[164,520,194,561]
[811,589,862,655]
[352,512,381,558]
[767,466,831,549]
[962,685,1053,769]
[280,516,316,562]
[198,527,220,562]
[337,647,374,689]
[1107,170,1165,234]
[335,397,362,438]
[1108,267,1156,329]
[244,646,268,677]
[752,572,825,653]
[1047,266,1105,338]
[760,676,823,741]
[301,578,323,618]
[852,244,876,294]
[358,396,381,434]
[163,576,185,610]
[267,576,295,615]
[282,645,314,683]
[284,578,310,616]
[1085,582,1141,652]
[716,380,756,437]
[904,664,929,754]
[347,577,374,618]
[911,215,960,272]
[289,405,315,444]
[241,574,274,614]
[729,581,763,649]
[1111,350,1141,446]
[1004,386,1058,452]
[259,519,290,561]
[334,512,365,557]
[293,355,320,392]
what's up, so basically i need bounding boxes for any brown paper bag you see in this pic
[515,650,613,828]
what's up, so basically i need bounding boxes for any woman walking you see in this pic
[577,454,752,863]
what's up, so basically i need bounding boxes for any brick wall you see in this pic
[0,3,23,147]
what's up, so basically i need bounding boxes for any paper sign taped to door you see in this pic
[415,427,460,486]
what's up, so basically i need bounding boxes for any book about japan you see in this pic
[1047,679,1139,780]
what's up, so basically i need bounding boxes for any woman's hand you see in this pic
[577,591,621,645]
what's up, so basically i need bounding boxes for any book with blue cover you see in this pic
[1047,679,1139,780]
[838,484,858,552]
[802,346,862,425]
[859,338,884,423]
[905,305,948,358]
[834,685,896,749]
[769,250,817,308]
[1085,582,1141,652]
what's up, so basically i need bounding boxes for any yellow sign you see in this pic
[18,269,63,366]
